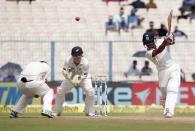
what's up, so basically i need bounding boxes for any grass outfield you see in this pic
[1,113,195,131]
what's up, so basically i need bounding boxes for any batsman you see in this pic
[55,46,95,116]
[142,10,180,118]
[142,30,180,118]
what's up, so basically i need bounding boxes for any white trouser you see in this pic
[158,64,180,115]
[55,78,95,114]
[13,77,53,113]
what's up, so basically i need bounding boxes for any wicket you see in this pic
[94,75,108,116]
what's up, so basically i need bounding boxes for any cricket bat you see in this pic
[167,10,173,35]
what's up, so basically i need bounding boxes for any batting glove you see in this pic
[165,33,175,45]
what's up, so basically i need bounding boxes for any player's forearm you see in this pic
[152,41,167,57]
[152,33,175,57]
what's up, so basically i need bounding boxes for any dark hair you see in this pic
[40,61,48,64]
[192,73,195,80]
[133,60,137,64]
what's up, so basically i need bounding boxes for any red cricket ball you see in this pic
[75,17,80,21]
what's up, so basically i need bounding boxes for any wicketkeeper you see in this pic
[55,46,95,116]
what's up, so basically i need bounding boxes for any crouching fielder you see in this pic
[10,61,55,118]
[55,46,95,116]
[142,32,180,118]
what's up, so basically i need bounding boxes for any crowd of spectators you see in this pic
[106,6,145,34]
[103,0,127,5]
[105,0,190,39]
[145,21,188,39]
[124,60,153,78]
[7,0,35,4]
[0,70,17,82]
[124,60,187,82]
[177,0,195,23]
[105,0,157,34]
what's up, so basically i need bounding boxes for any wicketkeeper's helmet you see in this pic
[71,46,83,56]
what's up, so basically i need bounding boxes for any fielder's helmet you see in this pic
[142,32,156,46]
[71,46,83,56]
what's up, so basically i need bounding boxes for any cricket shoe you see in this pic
[53,112,62,117]
[85,113,97,117]
[41,110,55,118]
[164,108,173,118]
[10,110,19,118]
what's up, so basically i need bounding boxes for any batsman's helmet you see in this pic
[142,32,156,47]
[71,46,83,56]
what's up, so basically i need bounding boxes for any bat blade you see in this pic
[167,10,173,34]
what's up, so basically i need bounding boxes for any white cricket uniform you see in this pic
[13,62,53,113]
[55,56,94,115]
[146,38,180,115]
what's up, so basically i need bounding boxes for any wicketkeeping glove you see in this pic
[71,75,83,87]
[62,68,73,80]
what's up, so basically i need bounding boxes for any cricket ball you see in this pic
[75,17,80,21]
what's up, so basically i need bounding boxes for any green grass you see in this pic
[1,113,195,131]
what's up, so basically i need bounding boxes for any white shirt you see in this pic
[146,38,177,71]
[127,66,140,76]
[63,56,90,78]
[21,62,50,81]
